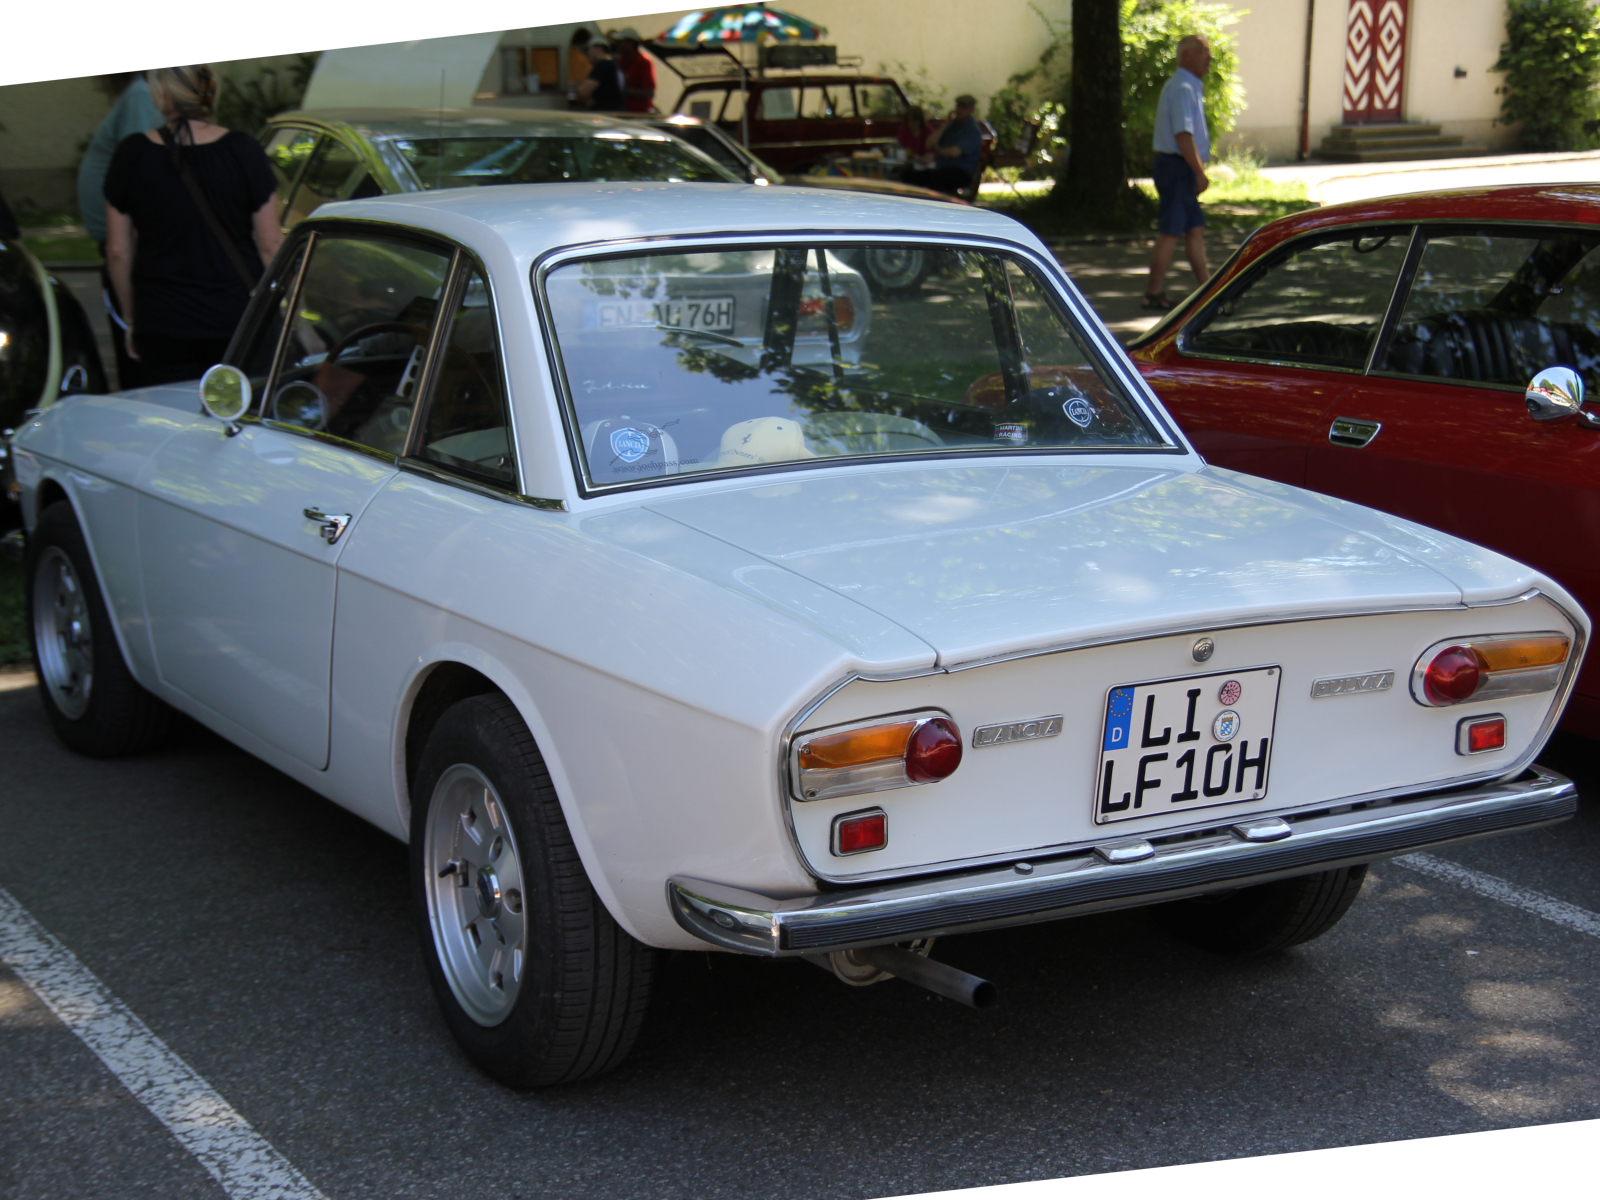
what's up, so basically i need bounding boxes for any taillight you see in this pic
[1412,634,1571,707]
[798,294,856,331]
[793,711,962,802]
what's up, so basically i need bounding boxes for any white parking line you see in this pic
[0,886,326,1200]
[1396,852,1600,939]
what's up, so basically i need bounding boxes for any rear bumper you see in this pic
[669,767,1577,956]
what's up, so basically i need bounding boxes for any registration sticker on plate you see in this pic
[587,295,736,334]
[1094,666,1281,825]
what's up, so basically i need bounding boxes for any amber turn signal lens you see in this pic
[1474,636,1569,673]
[799,722,916,771]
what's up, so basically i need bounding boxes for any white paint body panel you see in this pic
[12,184,1590,952]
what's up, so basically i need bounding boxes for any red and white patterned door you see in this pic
[1342,0,1409,123]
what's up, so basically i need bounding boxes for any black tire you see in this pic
[1157,865,1368,956]
[25,500,172,757]
[410,693,655,1087]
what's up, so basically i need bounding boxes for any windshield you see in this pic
[393,134,735,188]
[544,244,1162,490]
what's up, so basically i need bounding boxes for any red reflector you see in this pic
[1463,716,1507,754]
[1424,645,1483,705]
[905,717,963,783]
[834,810,887,855]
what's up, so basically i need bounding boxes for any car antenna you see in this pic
[436,69,446,191]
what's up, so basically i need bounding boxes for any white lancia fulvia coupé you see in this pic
[8,183,1585,1086]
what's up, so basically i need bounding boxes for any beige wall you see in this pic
[625,1,1071,115]
[1220,0,1515,161]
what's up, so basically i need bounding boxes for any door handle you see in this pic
[1328,417,1381,449]
[303,507,352,544]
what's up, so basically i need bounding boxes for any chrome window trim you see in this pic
[1362,225,1426,374]
[530,231,1190,501]
[395,457,564,510]
[776,586,1585,886]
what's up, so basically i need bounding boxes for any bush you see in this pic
[1493,0,1600,151]
[216,54,320,139]
[983,0,1247,181]
[1120,0,1246,175]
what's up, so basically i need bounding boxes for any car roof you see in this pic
[268,107,679,141]
[1248,182,1600,250]
[313,181,1039,261]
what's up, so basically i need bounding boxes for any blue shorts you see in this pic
[1153,153,1205,235]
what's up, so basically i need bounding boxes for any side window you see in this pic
[417,266,515,486]
[283,137,361,227]
[232,240,308,398]
[268,233,452,456]
[855,85,906,118]
[800,86,841,119]
[759,87,798,120]
[720,88,745,125]
[1380,228,1600,390]
[1184,228,1412,369]
[263,128,317,222]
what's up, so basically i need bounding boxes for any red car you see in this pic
[1129,185,1600,736]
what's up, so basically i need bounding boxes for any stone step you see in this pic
[1316,143,1489,163]
[1326,122,1444,140]
[1321,134,1464,153]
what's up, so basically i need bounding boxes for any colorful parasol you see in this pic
[657,6,828,44]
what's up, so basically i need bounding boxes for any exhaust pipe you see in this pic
[853,945,998,1009]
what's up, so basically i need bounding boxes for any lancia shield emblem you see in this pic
[610,426,651,463]
[1063,395,1094,428]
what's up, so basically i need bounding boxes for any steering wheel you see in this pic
[321,320,498,442]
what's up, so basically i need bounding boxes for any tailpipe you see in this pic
[852,944,998,1009]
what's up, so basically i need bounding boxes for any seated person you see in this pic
[903,94,981,196]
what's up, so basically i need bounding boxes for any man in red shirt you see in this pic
[608,27,657,113]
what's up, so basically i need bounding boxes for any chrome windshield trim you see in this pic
[673,765,1577,956]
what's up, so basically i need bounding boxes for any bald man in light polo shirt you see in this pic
[1143,35,1213,310]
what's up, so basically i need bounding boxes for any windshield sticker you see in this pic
[611,427,651,463]
[1064,395,1095,428]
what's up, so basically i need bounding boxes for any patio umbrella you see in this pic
[657,6,828,44]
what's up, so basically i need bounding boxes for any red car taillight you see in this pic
[1412,634,1571,707]
[793,711,962,802]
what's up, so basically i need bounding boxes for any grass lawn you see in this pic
[980,161,1316,240]
[22,233,102,265]
[0,557,27,667]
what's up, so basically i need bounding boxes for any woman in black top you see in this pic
[103,65,281,388]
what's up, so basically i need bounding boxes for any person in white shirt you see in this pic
[1143,35,1213,310]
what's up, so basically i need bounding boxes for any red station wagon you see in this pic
[1129,184,1600,735]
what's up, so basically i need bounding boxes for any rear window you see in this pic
[393,134,734,187]
[542,243,1163,491]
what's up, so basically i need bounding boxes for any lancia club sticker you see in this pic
[610,427,651,463]
[1063,395,1095,428]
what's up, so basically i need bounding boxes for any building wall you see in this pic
[625,1,1072,116]
[1219,0,1515,161]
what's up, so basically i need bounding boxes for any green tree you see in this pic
[1120,0,1246,175]
[1493,0,1600,151]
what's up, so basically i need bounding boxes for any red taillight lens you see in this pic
[834,810,887,855]
[905,717,963,783]
[1424,645,1483,705]
[1465,716,1507,754]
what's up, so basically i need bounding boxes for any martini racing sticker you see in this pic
[1094,666,1280,825]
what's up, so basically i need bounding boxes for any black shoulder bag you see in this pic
[159,123,259,292]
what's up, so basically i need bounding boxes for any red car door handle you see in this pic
[1329,417,1381,448]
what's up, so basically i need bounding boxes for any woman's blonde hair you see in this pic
[148,65,219,122]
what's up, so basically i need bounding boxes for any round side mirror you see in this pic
[198,364,251,433]
[1526,366,1584,422]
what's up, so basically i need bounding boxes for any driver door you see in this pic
[137,227,454,768]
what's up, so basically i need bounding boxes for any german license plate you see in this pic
[1095,666,1281,825]
[590,295,736,333]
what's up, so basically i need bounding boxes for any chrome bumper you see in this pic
[670,767,1577,956]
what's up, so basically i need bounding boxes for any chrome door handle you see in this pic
[303,507,351,544]
[1328,417,1381,449]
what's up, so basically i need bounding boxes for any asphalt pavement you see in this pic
[2,665,1598,1199]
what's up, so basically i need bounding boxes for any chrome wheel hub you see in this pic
[32,547,93,719]
[423,764,527,1026]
